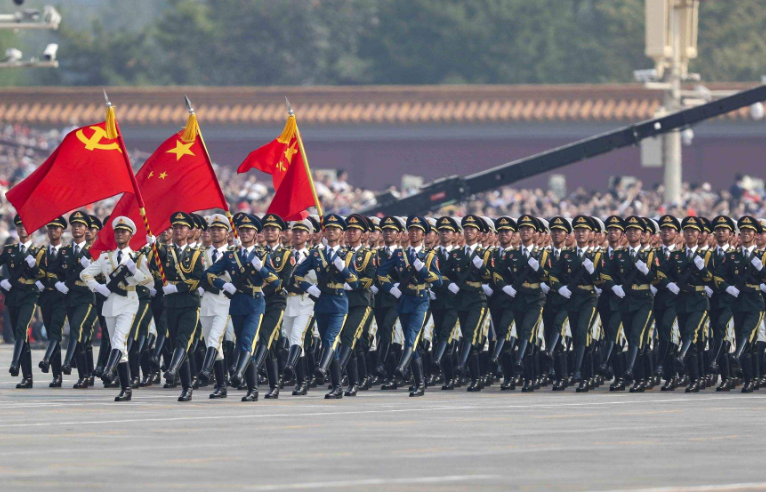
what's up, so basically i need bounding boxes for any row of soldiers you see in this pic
[3,207,766,401]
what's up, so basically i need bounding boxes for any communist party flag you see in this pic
[238,114,302,190]
[6,116,134,232]
[91,112,229,256]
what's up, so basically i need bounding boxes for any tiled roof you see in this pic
[0,83,762,126]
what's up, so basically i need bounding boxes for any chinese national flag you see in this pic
[91,114,228,256]
[237,115,301,190]
[6,120,135,232]
[266,153,314,221]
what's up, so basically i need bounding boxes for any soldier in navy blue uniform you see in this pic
[377,215,442,397]
[204,213,278,402]
[292,214,359,399]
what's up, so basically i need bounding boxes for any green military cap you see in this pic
[658,214,681,231]
[89,215,103,230]
[605,215,625,231]
[47,216,67,229]
[625,215,645,231]
[681,216,703,232]
[738,215,762,233]
[494,216,517,232]
[572,215,594,231]
[13,214,23,227]
[461,214,484,231]
[170,211,195,228]
[69,210,90,228]
[550,216,572,233]
[346,214,369,232]
[516,214,538,230]
[644,217,659,235]
[262,213,286,231]
[437,216,459,232]
[712,215,735,231]
[381,215,403,232]
[191,213,207,231]
[699,216,712,234]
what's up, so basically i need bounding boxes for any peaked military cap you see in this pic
[262,214,286,231]
[307,215,321,233]
[550,216,573,233]
[738,215,762,233]
[235,213,261,231]
[681,216,702,232]
[481,216,495,234]
[699,216,712,234]
[69,210,91,228]
[625,215,645,231]
[605,215,625,231]
[494,216,517,232]
[658,214,681,231]
[291,218,313,233]
[89,215,103,231]
[113,216,136,234]
[712,215,735,231]
[347,214,369,232]
[208,214,230,231]
[192,213,207,231]
[367,216,381,232]
[592,217,605,234]
[572,215,594,231]
[323,213,346,230]
[381,215,403,232]
[516,215,538,230]
[170,211,195,228]
[47,216,67,229]
[461,214,483,231]
[537,217,549,233]
[437,216,459,232]
[407,215,430,234]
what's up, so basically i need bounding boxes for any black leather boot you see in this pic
[314,345,334,380]
[38,340,60,374]
[199,346,218,380]
[410,357,426,397]
[163,347,187,386]
[264,356,280,399]
[374,340,391,377]
[489,338,505,365]
[454,339,473,377]
[101,348,123,384]
[209,360,228,399]
[178,386,194,402]
[293,358,308,395]
[149,332,166,369]
[325,358,343,399]
[230,349,252,388]
[241,360,259,402]
[515,339,529,374]
[9,337,25,376]
[345,352,359,397]
[283,344,302,379]
[73,348,89,389]
[623,344,639,382]
[394,346,415,379]
[62,337,78,375]
[114,362,132,402]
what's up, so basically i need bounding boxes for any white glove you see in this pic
[527,257,539,271]
[234,237,242,247]
[413,258,425,271]
[726,286,740,298]
[472,256,484,269]
[251,255,263,271]
[666,282,680,295]
[125,258,137,275]
[54,281,69,294]
[371,285,379,295]
[343,283,353,291]
[390,286,402,298]
[752,256,763,272]
[95,284,111,297]
[650,285,658,295]
[79,256,91,268]
[429,290,436,300]
[197,287,204,296]
[611,285,626,298]
[307,284,322,298]
[146,235,156,245]
[162,284,178,295]
[0,279,11,291]
[35,280,44,292]
[333,256,345,271]
[594,286,602,296]
[149,287,157,297]
[582,258,594,274]
[25,255,36,268]
[540,282,550,294]
[635,260,649,275]
[482,284,494,297]
[705,286,714,297]
[694,255,705,271]
[222,282,237,295]
[448,283,460,295]
[502,285,517,298]
[558,286,572,299]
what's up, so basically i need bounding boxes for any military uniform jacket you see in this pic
[601,247,661,313]
[263,245,295,310]
[292,245,359,315]
[662,248,712,313]
[346,245,376,308]
[60,243,95,308]
[205,246,279,316]
[39,245,67,297]
[430,246,456,311]
[200,245,232,317]
[486,246,516,310]
[443,244,489,311]
[549,248,603,312]
[503,246,550,308]
[0,242,44,307]
[655,246,678,310]
[713,247,766,313]
[374,246,399,310]
[708,244,733,310]
[80,248,152,317]
[544,247,572,308]
[377,246,441,313]
[285,248,316,317]
[152,243,205,309]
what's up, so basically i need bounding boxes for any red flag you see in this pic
[91,114,228,256]
[238,116,300,190]
[6,121,135,232]
[266,153,313,221]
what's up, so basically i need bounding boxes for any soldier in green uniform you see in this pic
[713,216,766,393]
[373,216,404,389]
[147,228,171,387]
[59,210,97,388]
[655,214,681,390]
[708,215,736,391]
[597,216,626,389]
[37,216,68,387]
[1,215,43,388]
[549,215,603,392]
[148,211,205,402]
[430,216,461,390]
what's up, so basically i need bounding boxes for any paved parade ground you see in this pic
[1,346,765,492]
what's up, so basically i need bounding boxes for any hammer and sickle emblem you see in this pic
[75,126,122,153]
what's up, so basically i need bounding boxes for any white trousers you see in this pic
[201,313,229,360]
[282,313,313,356]
[106,313,134,363]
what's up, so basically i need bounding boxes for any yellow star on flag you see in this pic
[159,171,168,179]
[166,140,195,161]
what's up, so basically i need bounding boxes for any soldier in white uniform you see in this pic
[282,218,317,396]
[80,216,152,402]
[199,214,233,399]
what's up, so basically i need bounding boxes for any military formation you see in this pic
[4,208,766,402]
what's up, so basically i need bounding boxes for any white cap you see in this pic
[112,216,136,235]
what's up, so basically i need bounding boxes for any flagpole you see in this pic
[286,98,323,218]
[104,90,167,286]
[184,95,239,240]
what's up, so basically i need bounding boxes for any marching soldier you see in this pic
[83,214,103,385]
[1,215,43,388]
[204,213,279,402]
[198,214,233,399]
[598,216,627,389]
[377,215,441,397]
[431,216,461,390]
[37,216,68,387]
[373,216,403,388]
[338,214,376,396]
[655,214,681,390]
[713,216,766,393]
[81,216,152,401]
[282,218,316,396]
[708,215,736,390]
[292,214,359,399]
[60,210,97,388]
[147,211,205,402]
[549,215,603,392]
[541,216,571,390]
